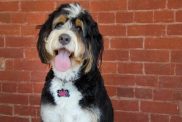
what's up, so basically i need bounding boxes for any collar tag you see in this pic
[57,89,70,97]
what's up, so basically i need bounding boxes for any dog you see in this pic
[37,3,113,122]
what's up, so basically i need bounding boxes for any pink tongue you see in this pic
[54,50,71,72]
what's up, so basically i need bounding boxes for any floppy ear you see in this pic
[37,8,56,64]
[89,22,104,67]
[37,18,52,64]
[82,12,104,72]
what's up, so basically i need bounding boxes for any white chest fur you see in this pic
[41,78,100,122]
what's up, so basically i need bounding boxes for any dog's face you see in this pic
[37,3,103,80]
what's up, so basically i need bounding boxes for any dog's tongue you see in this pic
[54,50,71,72]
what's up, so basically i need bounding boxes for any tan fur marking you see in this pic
[84,44,93,73]
[53,15,68,28]
[75,19,83,30]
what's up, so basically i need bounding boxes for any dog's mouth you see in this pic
[54,48,74,72]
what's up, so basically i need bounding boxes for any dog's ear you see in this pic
[37,14,54,64]
[37,4,72,64]
[82,12,104,72]
[90,22,103,67]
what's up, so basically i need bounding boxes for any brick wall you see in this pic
[0,0,182,122]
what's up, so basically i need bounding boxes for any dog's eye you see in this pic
[76,26,82,31]
[55,22,64,28]
[53,15,68,29]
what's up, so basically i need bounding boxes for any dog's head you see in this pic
[37,3,103,80]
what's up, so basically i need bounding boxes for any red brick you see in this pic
[0,59,4,70]
[14,60,48,71]
[99,25,126,36]
[24,48,39,60]
[118,63,143,74]
[171,116,182,122]
[113,100,139,111]
[0,13,11,23]
[145,37,182,49]
[26,13,47,25]
[98,13,115,24]
[168,0,182,9]
[176,64,182,75]
[29,95,41,105]
[173,91,182,101]
[90,0,127,12]
[101,62,117,74]
[0,71,30,81]
[116,12,133,23]
[14,105,38,117]
[135,88,152,99]
[11,13,26,24]
[5,59,14,71]
[115,112,149,122]
[2,83,17,93]
[168,24,182,35]
[17,83,33,93]
[145,63,175,75]
[159,76,182,89]
[130,50,169,62]
[0,105,13,115]
[5,36,35,47]
[103,50,129,61]
[90,13,98,22]
[103,37,110,49]
[154,89,174,101]
[31,118,40,122]
[134,11,153,23]
[154,10,174,22]
[31,71,47,82]
[176,10,182,22]
[0,58,5,70]
[103,74,135,86]
[110,38,143,49]
[128,0,166,10]
[33,83,44,93]
[171,51,182,63]
[135,76,158,87]
[0,36,4,47]
[0,48,23,58]
[151,114,169,122]
[21,25,39,36]
[105,86,117,97]
[0,94,28,105]
[0,2,19,11]
[117,87,134,98]
[0,25,20,35]
[0,59,5,70]
[141,101,179,114]
[21,1,55,11]
[127,25,165,36]
[0,116,29,122]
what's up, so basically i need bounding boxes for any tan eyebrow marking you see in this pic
[53,15,68,28]
[75,19,83,29]
[59,15,67,23]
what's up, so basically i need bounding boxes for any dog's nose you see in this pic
[59,34,71,45]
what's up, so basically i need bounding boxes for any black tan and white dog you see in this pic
[37,3,113,122]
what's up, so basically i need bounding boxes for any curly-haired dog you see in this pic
[37,3,113,122]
